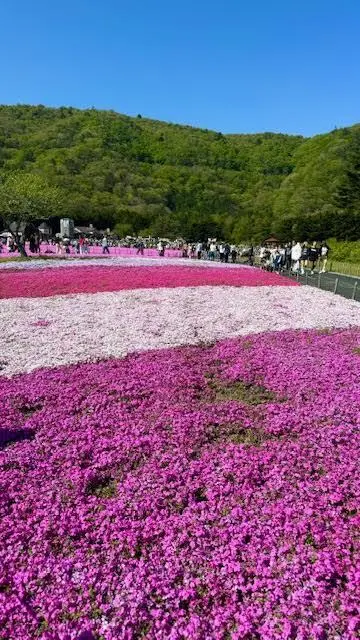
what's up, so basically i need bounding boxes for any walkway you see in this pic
[286,270,360,302]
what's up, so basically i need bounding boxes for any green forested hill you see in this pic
[0,104,359,241]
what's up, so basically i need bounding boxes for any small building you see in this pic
[74,224,99,237]
[38,222,51,238]
[263,236,280,248]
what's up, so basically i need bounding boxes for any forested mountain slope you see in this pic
[0,105,359,240]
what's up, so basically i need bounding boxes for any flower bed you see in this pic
[1,285,360,377]
[1,329,359,639]
[1,261,360,639]
[0,256,249,271]
[0,264,296,299]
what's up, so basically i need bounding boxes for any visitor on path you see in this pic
[308,241,319,274]
[320,242,330,273]
[29,234,36,253]
[224,243,230,263]
[300,242,309,274]
[63,238,71,254]
[209,242,217,261]
[230,244,237,263]
[219,243,225,262]
[196,242,203,260]
[279,245,286,270]
[273,249,282,272]
[259,246,267,268]
[136,240,145,255]
[291,242,302,272]
[102,236,110,254]
[284,243,292,271]
[157,241,165,257]
[248,245,254,266]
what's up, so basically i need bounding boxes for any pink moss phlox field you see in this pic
[2,286,360,377]
[1,329,359,639]
[0,265,297,299]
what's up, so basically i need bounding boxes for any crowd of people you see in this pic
[1,232,331,273]
[151,239,242,263]
[259,241,330,274]
[152,239,330,274]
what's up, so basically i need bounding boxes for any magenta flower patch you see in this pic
[0,265,297,299]
[30,319,51,327]
[0,328,359,639]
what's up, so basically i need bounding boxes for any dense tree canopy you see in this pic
[0,170,63,254]
[0,104,359,241]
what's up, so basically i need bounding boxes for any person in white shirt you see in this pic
[102,236,110,254]
[209,242,217,261]
[291,242,302,272]
[196,242,203,260]
[219,243,225,263]
[320,243,330,273]
[157,241,165,257]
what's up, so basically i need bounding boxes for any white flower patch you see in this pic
[2,285,359,377]
[0,256,252,271]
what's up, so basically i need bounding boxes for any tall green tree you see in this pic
[0,172,63,256]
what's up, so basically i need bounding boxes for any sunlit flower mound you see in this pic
[0,261,360,640]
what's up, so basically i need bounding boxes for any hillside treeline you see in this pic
[0,105,359,241]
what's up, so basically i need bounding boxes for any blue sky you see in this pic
[1,0,359,136]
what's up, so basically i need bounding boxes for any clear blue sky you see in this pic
[1,0,359,136]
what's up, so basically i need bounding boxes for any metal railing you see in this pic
[285,270,360,302]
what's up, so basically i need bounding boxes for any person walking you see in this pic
[196,241,203,260]
[308,241,319,274]
[279,245,286,271]
[209,241,217,261]
[284,243,292,271]
[224,243,230,263]
[272,248,281,272]
[300,242,309,275]
[157,240,165,257]
[34,233,41,254]
[320,242,330,273]
[29,234,36,253]
[230,244,237,263]
[102,236,110,254]
[248,245,254,266]
[291,241,302,272]
[219,243,225,262]
[136,240,145,256]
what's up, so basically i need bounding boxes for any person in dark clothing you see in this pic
[300,242,309,274]
[285,243,292,271]
[308,241,319,274]
[248,245,254,266]
[29,234,36,253]
[34,234,40,253]
[230,245,237,263]
[136,240,145,255]
[224,243,230,263]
